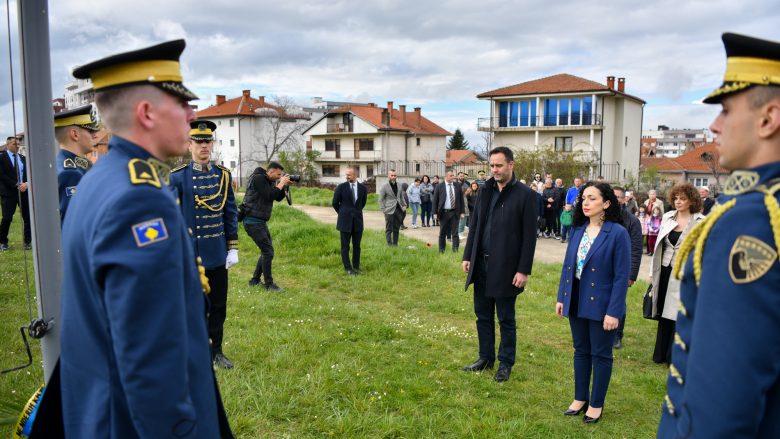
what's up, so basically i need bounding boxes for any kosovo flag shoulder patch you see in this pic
[132,218,169,247]
[66,186,77,197]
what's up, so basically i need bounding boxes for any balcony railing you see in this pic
[477,114,602,131]
[326,123,353,133]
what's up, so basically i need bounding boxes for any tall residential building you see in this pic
[642,126,712,158]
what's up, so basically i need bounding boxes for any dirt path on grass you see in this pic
[292,204,625,267]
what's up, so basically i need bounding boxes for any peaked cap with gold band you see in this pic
[190,120,217,141]
[72,39,198,101]
[703,32,780,104]
[54,104,101,131]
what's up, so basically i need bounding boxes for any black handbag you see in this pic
[642,284,657,320]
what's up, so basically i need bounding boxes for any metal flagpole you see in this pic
[17,0,62,383]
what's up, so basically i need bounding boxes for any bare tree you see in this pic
[699,151,724,192]
[478,131,493,159]
[244,95,310,166]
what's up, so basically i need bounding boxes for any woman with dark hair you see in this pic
[556,182,630,424]
[648,182,704,364]
[420,175,433,227]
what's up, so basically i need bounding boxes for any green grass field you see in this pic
[0,203,667,438]
[289,186,382,211]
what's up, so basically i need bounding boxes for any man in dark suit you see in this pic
[332,167,367,275]
[462,146,538,382]
[432,170,465,253]
[0,136,31,250]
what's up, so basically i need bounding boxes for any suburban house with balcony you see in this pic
[303,102,451,184]
[197,90,311,185]
[477,74,645,181]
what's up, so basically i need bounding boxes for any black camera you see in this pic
[287,174,301,183]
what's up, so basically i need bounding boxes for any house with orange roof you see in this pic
[196,90,311,184]
[303,101,451,183]
[640,143,728,190]
[446,149,483,166]
[477,73,645,182]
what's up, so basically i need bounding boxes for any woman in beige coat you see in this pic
[649,183,704,364]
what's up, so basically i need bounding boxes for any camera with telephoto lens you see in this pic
[287,174,301,183]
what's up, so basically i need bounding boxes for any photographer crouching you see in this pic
[240,161,296,292]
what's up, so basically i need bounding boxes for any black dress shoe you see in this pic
[213,352,234,369]
[248,278,261,287]
[494,365,512,382]
[564,401,588,416]
[583,414,601,424]
[613,338,623,349]
[353,268,361,275]
[462,359,494,372]
[264,283,284,292]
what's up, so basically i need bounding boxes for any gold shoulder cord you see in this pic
[763,182,780,255]
[673,199,737,285]
[194,171,229,212]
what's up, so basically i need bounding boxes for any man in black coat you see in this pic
[612,186,643,349]
[461,147,538,382]
[432,170,465,253]
[332,167,367,275]
[0,136,31,250]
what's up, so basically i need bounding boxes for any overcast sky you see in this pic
[2,0,779,146]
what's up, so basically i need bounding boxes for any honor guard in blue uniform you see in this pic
[54,104,100,222]
[59,40,233,438]
[171,120,239,369]
[657,33,780,438]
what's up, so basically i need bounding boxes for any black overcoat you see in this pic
[463,175,538,297]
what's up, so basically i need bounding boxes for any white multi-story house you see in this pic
[477,74,645,181]
[642,126,712,158]
[303,101,451,184]
[196,90,311,185]
[64,78,94,109]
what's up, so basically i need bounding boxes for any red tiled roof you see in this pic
[640,143,727,173]
[477,73,645,103]
[446,149,481,165]
[197,94,288,118]
[328,105,451,136]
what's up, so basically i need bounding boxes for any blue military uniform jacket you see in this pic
[557,221,631,321]
[170,161,238,269]
[59,136,223,438]
[56,149,90,222]
[658,162,780,438]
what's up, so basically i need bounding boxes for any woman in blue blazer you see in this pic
[555,182,630,424]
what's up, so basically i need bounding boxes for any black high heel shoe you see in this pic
[563,401,588,416]
[583,407,602,424]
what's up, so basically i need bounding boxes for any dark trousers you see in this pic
[205,267,228,352]
[384,207,404,245]
[554,207,562,234]
[543,209,556,235]
[616,314,626,341]
[438,209,459,251]
[420,201,432,226]
[0,192,31,245]
[245,222,275,285]
[473,257,517,366]
[340,227,362,271]
[569,312,617,408]
[653,318,675,364]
